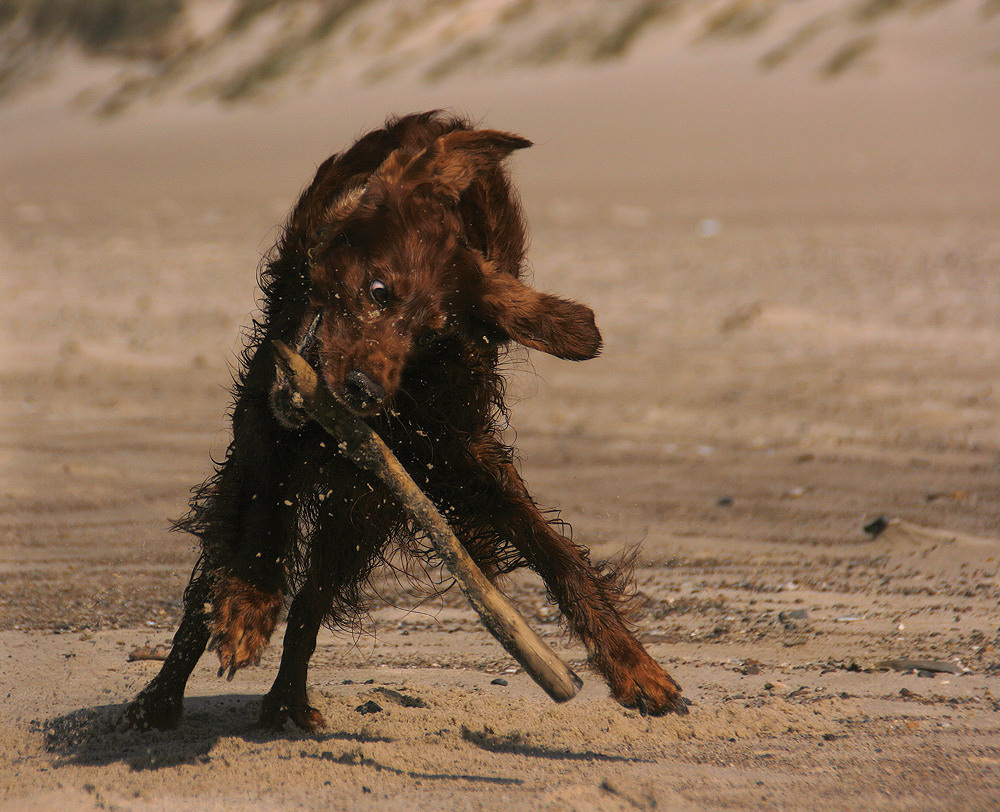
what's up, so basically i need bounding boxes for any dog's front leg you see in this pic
[194,384,302,678]
[259,576,326,732]
[461,437,688,716]
[203,475,293,679]
[125,568,212,729]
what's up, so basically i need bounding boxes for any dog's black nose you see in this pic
[342,370,386,413]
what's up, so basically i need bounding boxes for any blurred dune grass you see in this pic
[0,0,996,114]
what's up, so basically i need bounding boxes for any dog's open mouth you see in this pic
[271,309,390,422]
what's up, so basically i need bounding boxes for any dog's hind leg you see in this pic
[124,569,212,730]
[259,577,326,732]
[259,501,392,732]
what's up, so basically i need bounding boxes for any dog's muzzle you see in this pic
[341,370,386,414]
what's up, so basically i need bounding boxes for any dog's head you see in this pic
[272,127,601,423]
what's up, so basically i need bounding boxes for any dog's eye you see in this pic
[368,279,390,308]
[416,331,439,348]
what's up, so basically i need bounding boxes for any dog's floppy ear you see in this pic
[477,266,602,361]
[406,129,532,200]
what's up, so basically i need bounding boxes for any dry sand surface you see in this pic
[3,7,1000,809]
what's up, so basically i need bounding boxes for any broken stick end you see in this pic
[551,670,584,703]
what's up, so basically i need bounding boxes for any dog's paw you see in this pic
[208,573,282,680]
[609,654,688,717]
[259,691,327,733]
[124,690,184,731]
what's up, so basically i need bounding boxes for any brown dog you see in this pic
[126,112,686,732]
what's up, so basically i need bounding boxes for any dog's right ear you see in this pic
[405,129,532,201]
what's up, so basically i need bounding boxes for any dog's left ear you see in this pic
[477,268,602,361]
[407,129,532,200]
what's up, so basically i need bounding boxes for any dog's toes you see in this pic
[293,705,327,733]
[258,703,288,731]
[213,642,254,680]
[624,676,687,717]
[210,620,268,680]
[124,691,184,731]
[208,576,282,679]
[260,694,326,733]
[642,688,690,717]
[212,640,245,679]
[610,654,687,717]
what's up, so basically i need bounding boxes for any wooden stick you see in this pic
[272,341,582,703]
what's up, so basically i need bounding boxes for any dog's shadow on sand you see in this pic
[42,696,391,771]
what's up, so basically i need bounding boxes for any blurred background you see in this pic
[1,0,998,633]
[3,7,1000,806]
[3,0,998,215]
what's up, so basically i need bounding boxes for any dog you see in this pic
[125,112,686,732]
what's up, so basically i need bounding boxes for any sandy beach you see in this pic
[3,1,1000,808]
